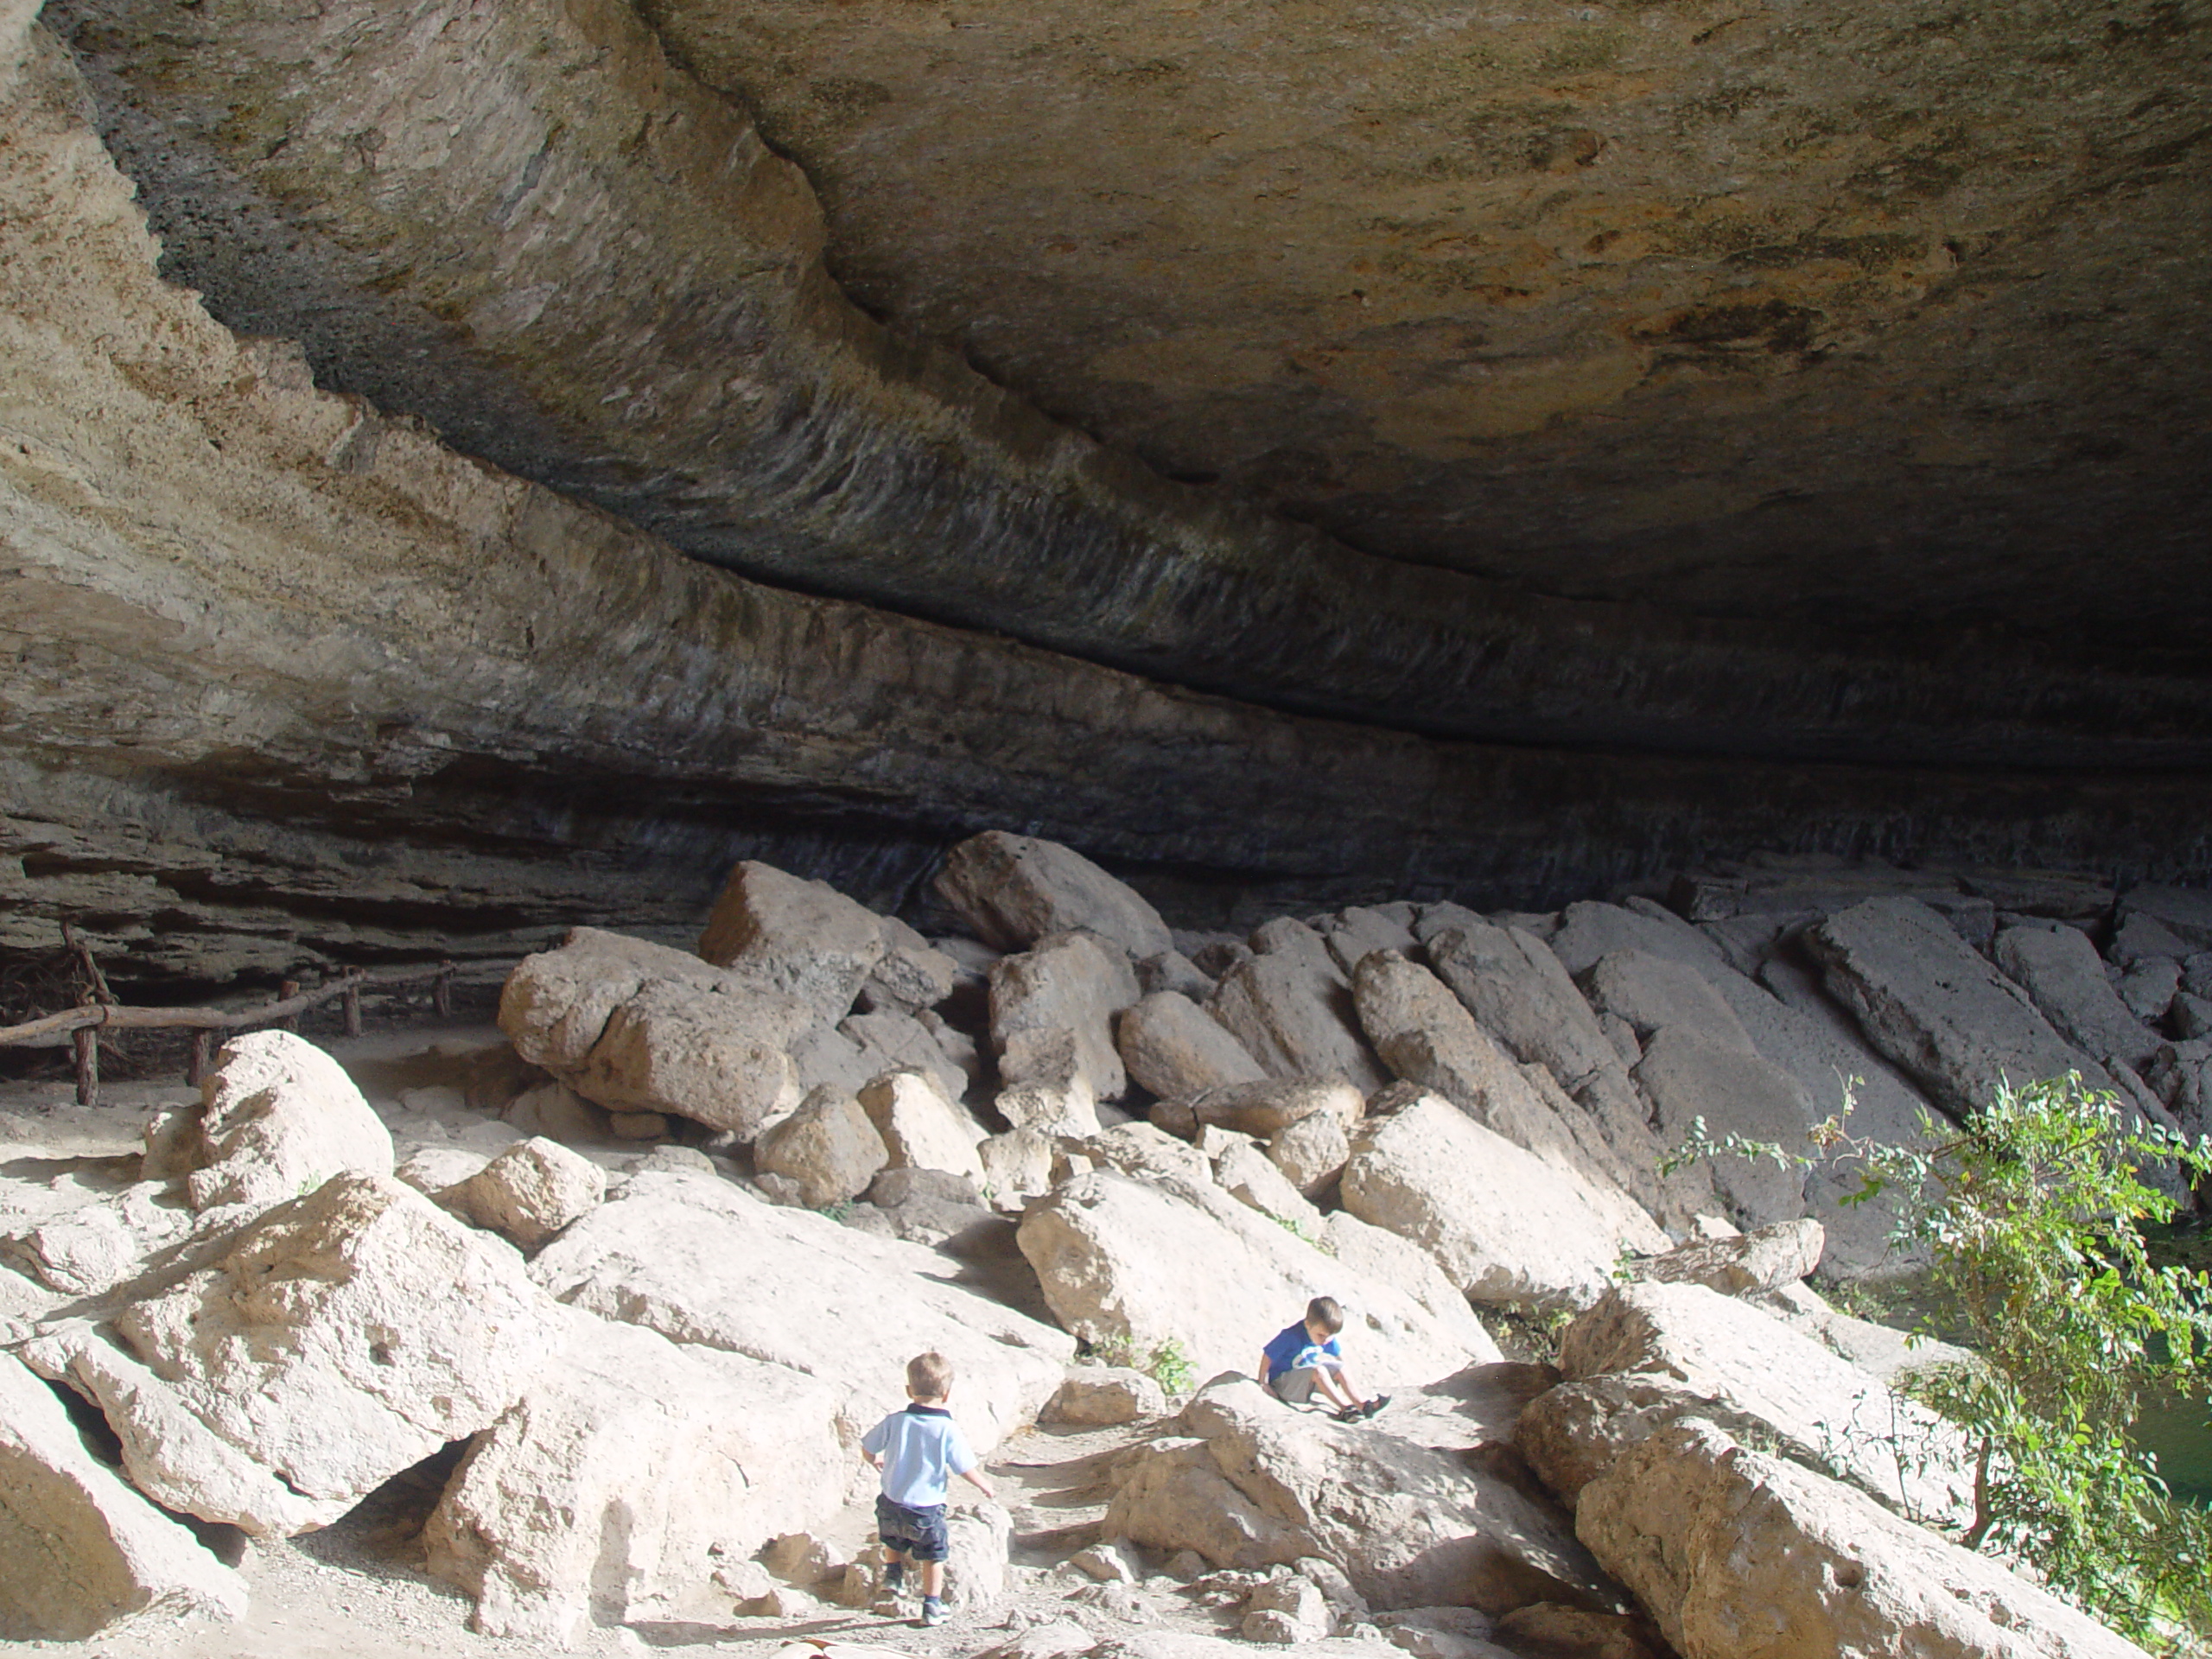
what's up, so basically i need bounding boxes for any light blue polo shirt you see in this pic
[862,1403,977,1509]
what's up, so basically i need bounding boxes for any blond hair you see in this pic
[907,1351,954,1400]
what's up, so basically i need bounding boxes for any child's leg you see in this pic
[919,1559,944,1599]
[884,1547,908,1591]
[1311,1364,1361,1410]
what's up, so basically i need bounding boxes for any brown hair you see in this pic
[907,1351,955,1400]
[1306,1296,1344,1335]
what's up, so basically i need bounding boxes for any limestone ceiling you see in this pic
[40,0,2212,769]
[645,0,2212,652]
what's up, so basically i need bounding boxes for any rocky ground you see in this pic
[5,835,2203,1659]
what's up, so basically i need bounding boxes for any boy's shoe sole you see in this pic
[1359,1395,1391,1419]
[920,1604,947,1627]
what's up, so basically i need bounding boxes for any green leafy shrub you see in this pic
[1842,1075,2212,1649]
[1086,1333,1198,1398]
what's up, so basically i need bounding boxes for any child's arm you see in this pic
[959,1465,995,1500]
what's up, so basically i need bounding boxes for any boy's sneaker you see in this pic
[921,1596,947,1626]
[1358,1394,1391,1420]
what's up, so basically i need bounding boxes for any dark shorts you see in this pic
[875,1494,950,1563]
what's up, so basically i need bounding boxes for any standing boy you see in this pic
[1258,1295,1389,1421]
[861,1351,995,1626]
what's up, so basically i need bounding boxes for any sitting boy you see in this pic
[861,1350,995,1626]
[1258,1295,1389,1421]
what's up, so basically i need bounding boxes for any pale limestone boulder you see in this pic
[1210,944,1390,1093]
[945,1501,1014,1611]
[1138,950,1217,1001]
[441,1135,606,1249]
[1513,1372,1744,1504]
[934,831,1173,960]
[1338,1094,1666,1310]
[1624,1218,1824,1297]
[27,1173,563,1535]
[1559,1281,1971,1527]
[1015,1169,1482,1387]
[573,979,805,1137]
[185,1030,394,1211]
[0,1351,245,1639]
[1244,1574,1337,1642]
[992,931,1141,1101]
[1547,901,1737,980]
[1578,1419,2151,1659]
[1104,1377,1613,1615]
[1045,1364,1169,1425]
[754,1087,890,1209]
[396,1144,493,1195]
[140,1107,197,1180]
[696,860,888,1026]
[841,1007,971,1104]
[1319,906,1421,978]
[1805,896,2107,1114]
[1119,992,1266,1099]
[423,1306,844,1643]
[1632,1028,1812,1227]
[502,1079,606,1142]
[978,1128,1056,1206]
[994,1028,1103,1136]
[499,927,733,1071]
[1162,1077,1364,1140]
[859,1068,987,1181]
[1580,951,1754,1052]
[1213,1139,1325,1231]
[1268,1109,1354,1196]
[861,915,962,1014]
[1084,1120,1219,1186]
[1993,922,2162,1073]
[1351,955,1646,1205]
[1,1181,195,1297]
[1421,921,1620,1093]
[2117,957,2181,1024]
[529,1170,1072,1444]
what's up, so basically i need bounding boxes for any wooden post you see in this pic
[188,1031,211,1087]
[72,1026,99,1109]
[342,984,363,1038]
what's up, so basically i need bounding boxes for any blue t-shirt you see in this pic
[1262,1321,1343,1379]
[861,1403,977,1509]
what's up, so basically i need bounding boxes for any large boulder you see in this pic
[26,1173,564,1535]
[1577,1418,2150,1659]
[572,980,805,1137]
[753,1086,890,1208]
[1351,954,1647,1206]
[1338,1093,1666,1310]
[858,1068,987,1183]
[423,1306,845,1643]
[439,1135,605,1249]
[1209,934,1389,1092]
[529,1170,1072,1444]
[1992,923,2163,1074]
[696,860,889,1025]
[500,929,810,1137]
[992,931,1142,1102]
[1421,920,1620,1096]
[1631,1029,1813,1228]
[1016,1168,1491,1386]
[1805,897,2105,1114]
[1580,951,1755,1054]
[0,1351,246,1639]
[1119,992,1266,1098]
[183,1030,394,1211]
[840,1007,973,1105]
[1103,1377,1616,1616]
[934,831,1173,960]
[1557,1281,1971,1528]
